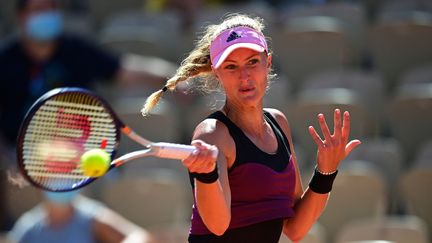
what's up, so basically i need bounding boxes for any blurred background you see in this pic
[1,0,432,242]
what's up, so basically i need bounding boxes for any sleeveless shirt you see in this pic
[189,110,296,242]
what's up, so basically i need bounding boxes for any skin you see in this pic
[182,47,361,240]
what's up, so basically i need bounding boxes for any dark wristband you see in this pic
[308,168,338,194]
[191,165,219,184]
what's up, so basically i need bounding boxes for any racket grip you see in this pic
[152,142,218,160]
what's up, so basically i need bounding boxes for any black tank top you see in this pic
[189,110,296,243]
[210,110,291,171]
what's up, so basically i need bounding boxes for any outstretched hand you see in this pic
[308,109,361,173]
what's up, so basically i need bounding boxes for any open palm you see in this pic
[308,109,361,173]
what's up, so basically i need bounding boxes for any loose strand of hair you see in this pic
[141,55,212,116]
[141,89,164,116]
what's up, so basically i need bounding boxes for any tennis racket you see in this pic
[16,87,217,192]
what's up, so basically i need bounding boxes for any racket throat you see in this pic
[113,148,156,165]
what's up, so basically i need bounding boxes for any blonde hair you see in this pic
[141,13,271,116]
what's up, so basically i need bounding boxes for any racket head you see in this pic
[16,87,122,191]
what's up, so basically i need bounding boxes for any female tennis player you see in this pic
[142,13,361,243]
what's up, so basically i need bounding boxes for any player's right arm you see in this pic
[182,118,234,236]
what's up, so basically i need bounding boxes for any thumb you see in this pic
[345,139,361,157]
[191,139,208,149]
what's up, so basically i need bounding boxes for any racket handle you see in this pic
[152,142,218,160]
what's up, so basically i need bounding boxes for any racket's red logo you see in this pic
[45,108,91,173]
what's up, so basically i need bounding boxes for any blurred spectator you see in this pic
[0,0,175,230]
[0,0,170,153]
[8,190,152,243]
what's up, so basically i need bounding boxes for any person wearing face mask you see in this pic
[8,190,153,243]
[0,0,177,230]
[0,0,175,154]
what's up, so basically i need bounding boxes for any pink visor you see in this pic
[210,26,268,69]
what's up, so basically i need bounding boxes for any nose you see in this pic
[239,66,250,82]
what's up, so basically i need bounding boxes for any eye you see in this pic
[224,64,237,70]
[248,58,259,65]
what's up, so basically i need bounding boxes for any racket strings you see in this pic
[22,92,119,190]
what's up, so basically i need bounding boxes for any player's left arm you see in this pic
[265,108,360,242]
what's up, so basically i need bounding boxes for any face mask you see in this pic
[43,190,79,205]
[25,11,63,41]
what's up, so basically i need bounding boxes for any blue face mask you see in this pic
[43,190,79,205]
[25,11,63,41]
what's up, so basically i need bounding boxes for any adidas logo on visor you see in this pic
[226,31,241,42]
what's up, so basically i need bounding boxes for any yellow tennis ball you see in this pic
[80,149,110,177]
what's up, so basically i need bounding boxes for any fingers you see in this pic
[308,126,324,149]
[183,148,216,173]
[341,111,351,145]
[191,140,207,150]
[310,109,350,149]
[318,113,332,143]
[333,109,342,140]
[183,140,217,173]
[345,139,361,156]
[312,109,360,166]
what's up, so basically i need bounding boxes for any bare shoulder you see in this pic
[192,117,235,159]
[193,117,228,142]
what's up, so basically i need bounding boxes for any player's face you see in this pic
[213,48,272,108]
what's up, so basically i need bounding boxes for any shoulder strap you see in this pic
[263,111,291,155]
[207,111,245,140]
